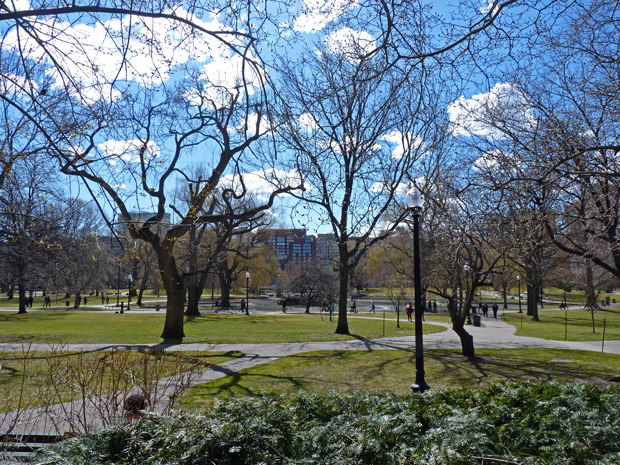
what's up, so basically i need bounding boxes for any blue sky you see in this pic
[1,0,512,234]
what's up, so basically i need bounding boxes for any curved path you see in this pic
[2,314,618,386]
[1,314,619,443]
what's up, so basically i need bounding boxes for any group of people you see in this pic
[472,301,499,318]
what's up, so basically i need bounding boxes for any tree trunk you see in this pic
[526,281,540,321]
[7,280,14,300]
[584,260,598,310]
[17,265,27,314]
[136,264,151,307]
[454,325,475,356]
[335,266,350,334]
[218,271,231,308]
[185,224,201,316]
[159,244,186,341]
[17,283,27,314]
[186,273,202,316]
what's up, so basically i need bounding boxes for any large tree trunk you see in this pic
[17,264,27,314]
[335,265,350,334]
[218,271,232,308]
[185,272,202,316]
[454,325,475,356]
[185,224,201,316]
[526,281,540,321]
[159,244,186,341]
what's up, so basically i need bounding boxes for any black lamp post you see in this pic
[517,275,522,313]
[464,264,471,324]
[245,271,250,315]
[116,263,121,307]
[406,187,429,393]
[127,274,132,310]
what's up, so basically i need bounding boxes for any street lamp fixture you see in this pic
[517,275,522,313]
[463,264,471,324]
[406,187,429,393]
[245,271,250,315]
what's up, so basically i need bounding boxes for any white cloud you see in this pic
[220,169,305,201]
[299,112,319,132]
[293,0,359,33]
[0,72,37,97]
[324,27,375,59]
[4,8,235,102]
[3,0,29,11]
[447,82,534,139]
[480,0,498,14]
[472,150,500,172]
[184,54,264,109]
[240,112,274,137]
[382,130,425,160]
[98,139,160,164]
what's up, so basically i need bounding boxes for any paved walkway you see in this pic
[1,314,619,442]
[2,314,618,385]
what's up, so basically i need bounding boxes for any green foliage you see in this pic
[37,382,620,464]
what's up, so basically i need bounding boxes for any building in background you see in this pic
[316,233,338,266]
[259,229,316,269]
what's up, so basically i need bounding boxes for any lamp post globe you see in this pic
[245,271,250,315]
[405,187,429,393]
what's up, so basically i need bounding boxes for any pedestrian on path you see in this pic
[492,302,498,318]
[370,299,375,313]
[405,301,413,321]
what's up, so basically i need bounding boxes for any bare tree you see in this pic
[286,261,338,314]
[447,0,620,297]
[276,25,445,334]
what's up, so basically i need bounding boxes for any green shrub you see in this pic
[37,382,620,464]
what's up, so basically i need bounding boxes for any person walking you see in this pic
[492,302,498,318]
[370,299,375,313]
[281,298,287,313]
[405,301,413,322]
[482,302,488,317]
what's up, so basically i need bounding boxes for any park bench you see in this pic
[0,432,69,461]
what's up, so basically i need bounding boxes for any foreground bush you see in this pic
[37,381,620,464]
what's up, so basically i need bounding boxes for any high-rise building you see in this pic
[259,228,316,269]
[316,233,338,266]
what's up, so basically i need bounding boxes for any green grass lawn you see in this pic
[503,307,620,341]
[0,312,446,344]
[180,347,620,408]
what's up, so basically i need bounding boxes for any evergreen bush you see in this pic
[36,382,620,464]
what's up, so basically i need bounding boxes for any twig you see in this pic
[471,455,523,465]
